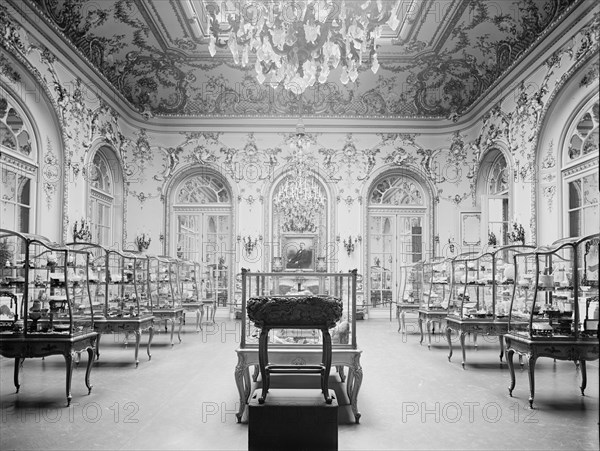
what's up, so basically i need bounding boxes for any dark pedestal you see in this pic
[248,388,338,451]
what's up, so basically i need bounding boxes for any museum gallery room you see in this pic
[0,0,599,450]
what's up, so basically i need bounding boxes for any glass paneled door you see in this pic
[369,214,425,312]
[175,211,231,307]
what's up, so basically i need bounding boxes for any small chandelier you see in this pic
[207,0,400,94]
[273,124,325,232]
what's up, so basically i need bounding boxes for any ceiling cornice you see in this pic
[451,0,596,129]
[6,0,596,135]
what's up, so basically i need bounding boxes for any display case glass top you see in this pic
[239,269,358,349]
[399,261,422,305]
[508,234,599,339]
[421,257,452,310]
[147,255,181,310]
[178,259,200,305]
[448,246,535,320]
[0,229,95,336]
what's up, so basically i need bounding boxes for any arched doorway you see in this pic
[367,172,430,314]
[168,170,233,310]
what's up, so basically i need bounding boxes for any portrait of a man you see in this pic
[285,241,313,270]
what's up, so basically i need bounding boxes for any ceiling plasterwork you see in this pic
[26,0,582,119]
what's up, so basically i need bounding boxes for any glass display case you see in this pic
[397,261,422,333]
[67,243,155,367]
[234,269,363,423]
[179,259,204,332]
[445,246,534,367]
[0,229,97,405]
[418,257,452,348]
[505,234,599,407]
[147,255,183,345]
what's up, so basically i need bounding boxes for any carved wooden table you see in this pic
[0,331,97,406]
[247,295,342,405]
[151,308,184,345]
[445,316,510,368]
[94,316,154,366]
[418,309,448,349]
[505,333,600,408]
[234,347,363,423]
[397,303,421,334]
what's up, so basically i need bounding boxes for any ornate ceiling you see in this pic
[28,0,580,119]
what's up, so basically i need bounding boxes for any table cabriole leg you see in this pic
[527,353,537,409]
[506,347,516,396]
[13,357,20,392]
[580,360,587,395]
[85,345,94,394]
[65,351,76,406]
[460,331,466,368]
[134,329,141,367]
[446,327,453,362]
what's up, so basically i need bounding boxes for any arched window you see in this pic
[88,146,123,247]
[0,98,36,233]
[484,152,510,246]
[367,173,428,312]
[563,100,599,237]
[170,171,232,308]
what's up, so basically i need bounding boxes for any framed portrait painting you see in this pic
[281,235,316,271]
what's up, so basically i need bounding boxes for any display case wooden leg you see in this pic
[397,308,402,332]
[507,348,516,396]
[427,319,432,350]
[337,365,346,383]
[65,351,76,406]
[95,332,102,360]
[177,316,183,343]
[499,335,504,362]
[527,354,537,408]
[446,327,453,361]
[199,305,205,329]
[350,355,363,424]
[460,331,466,369]
[401,310,407,335]
[169,319,175,346]
[13,357,20,393]
[234,354,248,423]
[134,329,141,367]
[418,316,424,344]
[85,346,94,394]
[346,365,354,400]
[580,360,587,395]
[147,325,154,360]
[195,309,201,332]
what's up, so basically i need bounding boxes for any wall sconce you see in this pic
[135,233,151,252]
[337,235,361,256]
[72,217,92,242]
[238,235,262,254]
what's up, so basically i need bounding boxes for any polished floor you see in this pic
[1,313,598,451]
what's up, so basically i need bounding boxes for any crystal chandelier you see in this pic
[273,125,326,233]
[207,0,400,94]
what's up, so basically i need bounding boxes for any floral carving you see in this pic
[42,139,59,209]
[154,146,183,182]
[221,133,280,182]
[543,185,556,212]
[319,134,379,183]
[541,140,556,169]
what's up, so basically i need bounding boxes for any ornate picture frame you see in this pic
[460,212,482,248]
[281,234,316,271]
